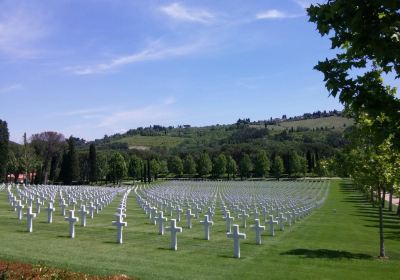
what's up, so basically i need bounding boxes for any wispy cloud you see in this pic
[160,2,214,24]
[0,83,23,93]
[67,41,204,75]
[256,9,302,20]
[0,6,47,58]
[97,105,176,128]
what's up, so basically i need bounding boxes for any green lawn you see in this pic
[0,181,399,279]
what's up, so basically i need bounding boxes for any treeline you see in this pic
[0,123,331,185]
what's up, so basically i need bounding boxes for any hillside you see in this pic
[96,115,352,153]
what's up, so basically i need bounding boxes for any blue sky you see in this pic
[0,0,357,142]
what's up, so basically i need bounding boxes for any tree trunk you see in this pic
[397,199,400,216]
[378,188,386,258]
[370,188,374,203]
[381,187,386,208]
[388,189,393,212]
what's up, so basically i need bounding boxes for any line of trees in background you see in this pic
[0,123,330,185]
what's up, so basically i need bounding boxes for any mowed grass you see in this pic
[279,116,354,130]
[0,181,399,280]
[114,135,186,149]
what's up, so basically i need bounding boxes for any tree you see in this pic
[128,155,143,180]
[183,154,197,176]
[271,155,284,180]
[253,150,270,178]
[96,153,109,183]
[168,156,183,177]
[308,2,400,258]
[287,151,302,177]
[31,131,65,184]
[213,154,227,178]
[308,1,400,148]
[0,120,9,182]
[226,155,237,180]
[108,152,127,184]
[197,152,212,178]
[239,154,253,179]
[150,159,161,180]
[298,156,308,178]
[88,144,97,183]
[63,136,79,185]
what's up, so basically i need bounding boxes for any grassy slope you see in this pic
[279,116,354,130]
[114,135,186,149]
[0,181,399,280]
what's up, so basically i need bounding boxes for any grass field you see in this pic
[279,116,354,130]
[114,135,186,150]
[0,181,399,280]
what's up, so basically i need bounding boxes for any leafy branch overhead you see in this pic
[308,0,400,146]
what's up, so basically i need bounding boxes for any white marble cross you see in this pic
[239,209,249,228]
[65,210,79,238]
[278,213,287,231]
[224,211,234,232]
[16,200,24,220]
[206,207,214,222]
[156,211,167,235]
[112,214,127,244]
[175,206,182,222]
[166,219,182,251]
[185,209,195,229]
[251,219,265,245]
[88,202,96,219]
[25,206,36,233]
[46,202,55,223]
[227,224,246,258]
[78,205,88,227]
[200,214,213,240]
[267,215,279,236]
[35,197,42,214]
[60,199,67,216]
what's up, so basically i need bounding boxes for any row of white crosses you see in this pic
[112,189,131,244]
[136,180,329,257]
[6,184,129,237]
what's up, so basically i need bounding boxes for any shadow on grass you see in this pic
[281,249,373,260]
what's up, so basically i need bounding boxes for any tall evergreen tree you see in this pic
[0,120,9,182]
[65,136,79,185]
[89,143,97,183]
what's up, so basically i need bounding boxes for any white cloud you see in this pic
[256,9,301,20]
[0,83,23,93]
[97,105,176,128]
[0,6,47,58]
[160,2,214,24]
[68,41,203,75]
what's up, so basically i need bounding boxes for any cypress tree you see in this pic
[0,120,9,182]
[65,136,79,185]
[89,143,97,183]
